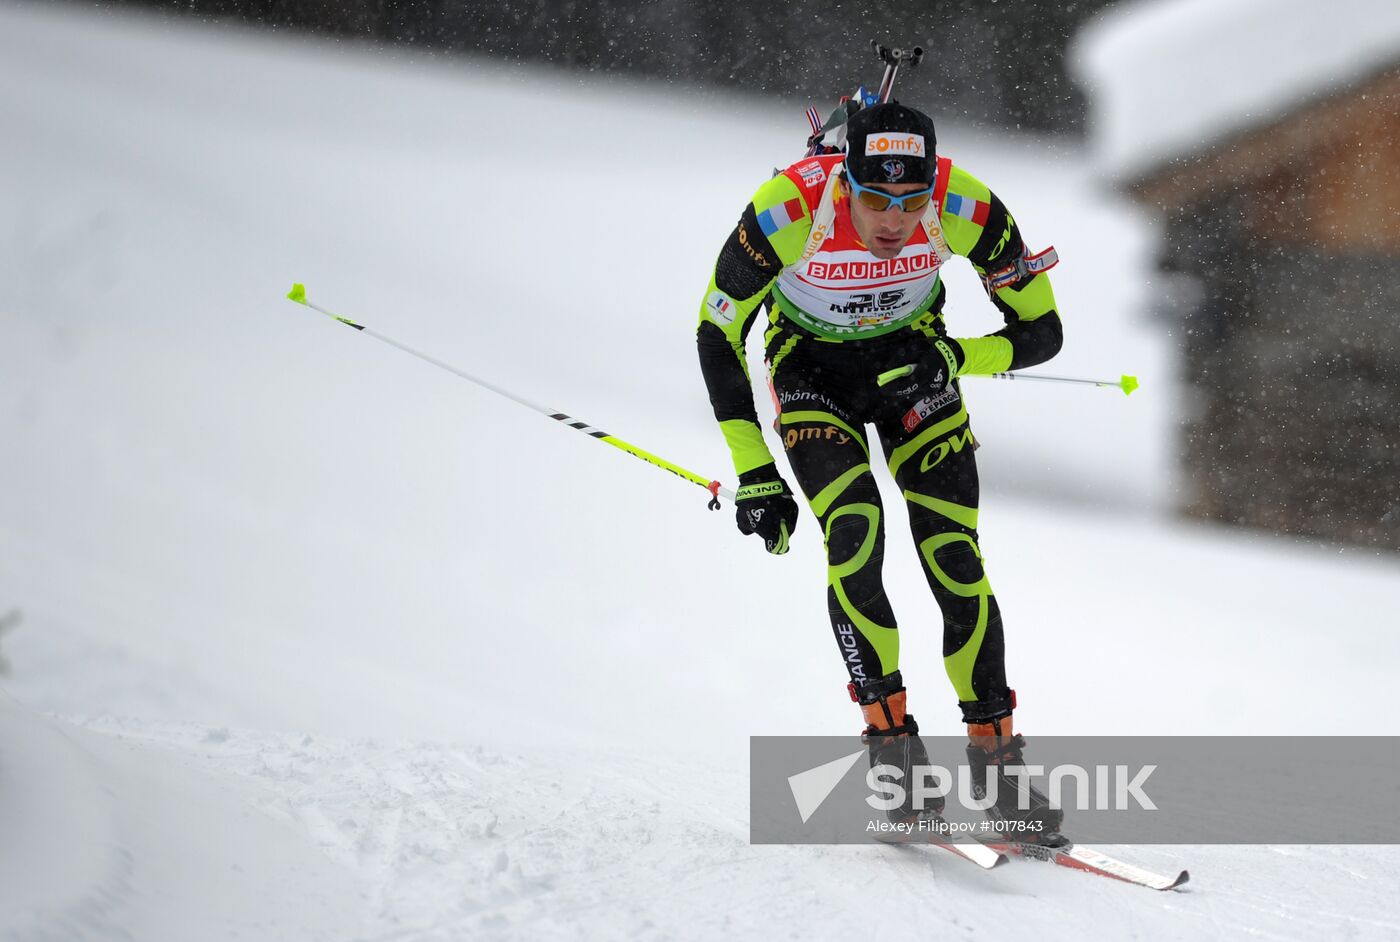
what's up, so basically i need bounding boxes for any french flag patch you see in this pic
[758,198,805,237]
[944,192,990,226]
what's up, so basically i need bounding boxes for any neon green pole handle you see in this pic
[286,284,735,507]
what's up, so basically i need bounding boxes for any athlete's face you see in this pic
[843,179,927,259]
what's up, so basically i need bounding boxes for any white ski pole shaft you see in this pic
[286,284,736,507]
[981,371,1139,396]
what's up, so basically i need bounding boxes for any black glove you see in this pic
[930,337,966,387]
[734,464,799,555]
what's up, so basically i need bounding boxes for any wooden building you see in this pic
[1077,3,1400,551]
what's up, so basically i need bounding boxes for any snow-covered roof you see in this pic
[1072,0,1400,183]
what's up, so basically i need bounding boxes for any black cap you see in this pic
[844,102,937,186]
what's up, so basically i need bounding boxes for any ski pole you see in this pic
[981,371,1139,396]
[285,284,735,509]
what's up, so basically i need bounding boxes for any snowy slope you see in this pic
[3,2,1400,939]
[0,692,366,940]
[1072,0,1400,181]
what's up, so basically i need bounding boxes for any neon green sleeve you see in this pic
[696,173,813,477]
[696,173,811,345]
[938,163,1062,375]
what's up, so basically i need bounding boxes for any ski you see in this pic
[875,816,1009,870]
[988,839,1189,891]
[935,836,1009,870]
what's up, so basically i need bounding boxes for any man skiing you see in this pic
[696,101,1063,833]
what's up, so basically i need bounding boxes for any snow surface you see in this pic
[3,1,1400,938]
[1072,0,1400,182]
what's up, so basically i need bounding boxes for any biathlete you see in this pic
[696,101,1064,832]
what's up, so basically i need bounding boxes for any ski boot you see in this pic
[854,673,943,824]
[965,711,1066,846]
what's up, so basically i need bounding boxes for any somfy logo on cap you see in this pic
[865,132,926,157]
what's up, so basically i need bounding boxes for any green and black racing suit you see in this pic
[695,152,1062,724]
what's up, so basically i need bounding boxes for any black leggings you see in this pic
[765,320,1014,724]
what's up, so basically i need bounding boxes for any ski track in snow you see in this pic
[42,713,775,940]
[3,2,1400,939]
[8,707,1398,942]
